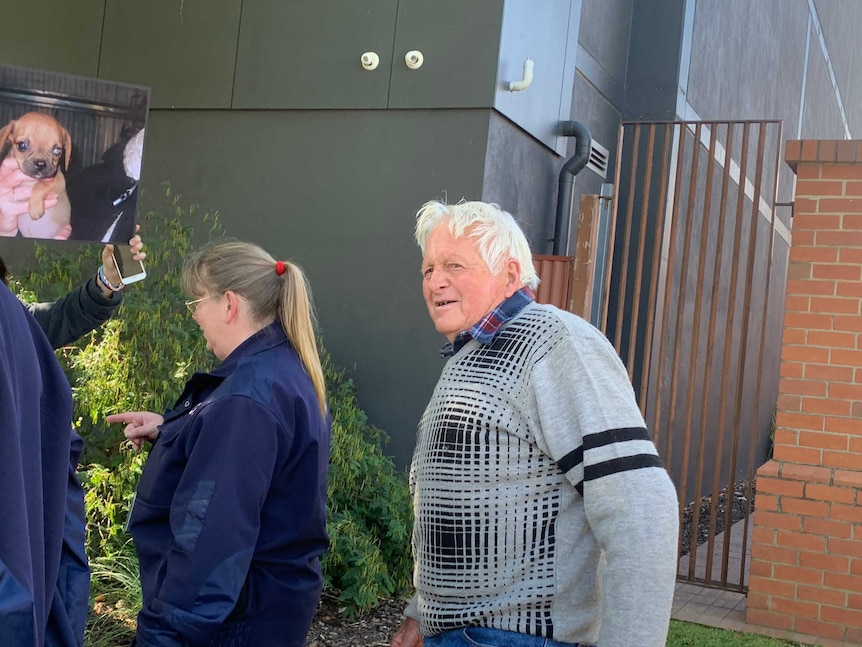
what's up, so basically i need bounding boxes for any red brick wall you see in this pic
[747,140,862,642]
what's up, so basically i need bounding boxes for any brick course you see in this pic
[748,140,862,641]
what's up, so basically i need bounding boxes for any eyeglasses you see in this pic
[184,294,218,314]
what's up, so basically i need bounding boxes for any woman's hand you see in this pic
[0,158,59,236]
[107,410,164,451]
[0,158,31,235]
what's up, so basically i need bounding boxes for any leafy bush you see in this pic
[323,358,414,614]
[11,185,413,640]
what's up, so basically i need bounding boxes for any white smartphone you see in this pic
[111,244,147,285]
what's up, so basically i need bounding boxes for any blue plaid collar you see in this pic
[440,288,534,358]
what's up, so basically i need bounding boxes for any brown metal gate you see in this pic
[600,120,789,591]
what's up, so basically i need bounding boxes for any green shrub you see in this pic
[11,185,414,637]
[323,358,414,615]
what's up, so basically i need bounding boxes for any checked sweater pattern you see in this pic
[408,302,678,646]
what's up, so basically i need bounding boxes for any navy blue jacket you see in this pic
[129,322,331,646]
[29,277,122,349]
[0,281,87,646]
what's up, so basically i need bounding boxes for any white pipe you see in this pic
[508,58,534,92]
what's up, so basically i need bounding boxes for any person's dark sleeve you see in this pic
[0,293,37,644]
[28,277,123,349]
[0,561,37,646]
[45,431,90,647]
[0,283,76,646]
[135,398,282,647]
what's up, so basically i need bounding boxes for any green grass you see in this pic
[668,620,804,646]
[85,543,141,647]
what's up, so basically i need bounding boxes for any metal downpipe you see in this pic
[553,120,592,255]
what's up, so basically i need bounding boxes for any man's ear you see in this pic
[503,259,522,298]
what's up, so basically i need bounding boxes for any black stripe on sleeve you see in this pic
[557,427,651,475]
[584,453,664,482]
[582,426,651,450]
[557,446,582,474]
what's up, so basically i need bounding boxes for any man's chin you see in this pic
[432,321,451,337]
[433,323,461,343]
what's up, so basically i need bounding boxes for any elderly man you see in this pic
[390,200,679,647]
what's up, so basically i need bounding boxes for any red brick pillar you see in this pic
[747,140,862,642]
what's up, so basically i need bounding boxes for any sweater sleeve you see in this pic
[28,277,122,349]
[531,322,679,647]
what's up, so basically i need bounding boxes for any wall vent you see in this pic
[586,139,609,179]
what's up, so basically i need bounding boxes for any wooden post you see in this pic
[570,193,601,318]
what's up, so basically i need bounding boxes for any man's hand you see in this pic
[390,618,422,647]
[0,158,58,236]
[106,411,163,451]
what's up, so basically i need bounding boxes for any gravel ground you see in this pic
[679,479,755,556]
[304,595,406,647]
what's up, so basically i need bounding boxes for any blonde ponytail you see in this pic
[278,262,327,417]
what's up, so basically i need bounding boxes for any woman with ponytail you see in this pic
[108,240,330,647]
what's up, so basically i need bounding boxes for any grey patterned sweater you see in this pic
[406,302,678,646]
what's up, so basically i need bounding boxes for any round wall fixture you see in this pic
[405,50,424,70]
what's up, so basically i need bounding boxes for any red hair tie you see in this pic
[275,260,287,276]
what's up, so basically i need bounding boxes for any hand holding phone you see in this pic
[111,244,147,285]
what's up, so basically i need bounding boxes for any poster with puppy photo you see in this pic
[0,65,149,243]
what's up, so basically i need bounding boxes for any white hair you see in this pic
[414,199,540,290]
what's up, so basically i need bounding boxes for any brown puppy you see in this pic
[0,112,72,239]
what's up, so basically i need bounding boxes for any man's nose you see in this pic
[426,268,449,287]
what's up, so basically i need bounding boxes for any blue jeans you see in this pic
[424,626,591,647]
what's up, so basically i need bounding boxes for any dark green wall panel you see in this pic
[0,1,104,76]
[139,109,491,463]
[99,0,242,108]
[388,0,504,108]
[234,0,506,110]
[234,0,398,109]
